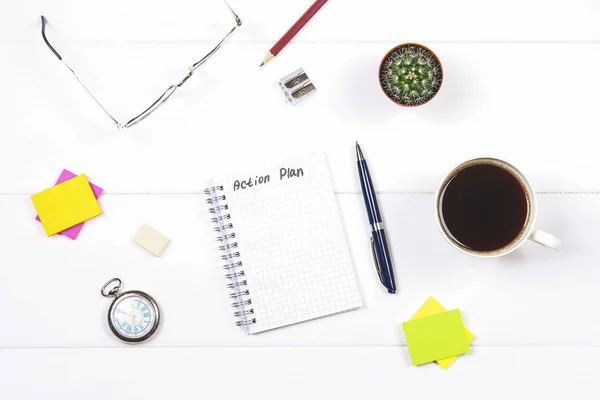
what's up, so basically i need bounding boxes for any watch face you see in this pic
[108,291,159,343]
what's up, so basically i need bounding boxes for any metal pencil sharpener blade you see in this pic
[279,68,317,106]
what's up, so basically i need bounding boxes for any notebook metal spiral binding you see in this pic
[205,184,257,331]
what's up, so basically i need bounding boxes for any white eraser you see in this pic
[134,224,170,257]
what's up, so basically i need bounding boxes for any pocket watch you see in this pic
[101,278,161,343]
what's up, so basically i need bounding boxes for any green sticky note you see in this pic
[402,309,471,366]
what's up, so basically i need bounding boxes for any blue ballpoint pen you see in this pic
[356,142,397,294]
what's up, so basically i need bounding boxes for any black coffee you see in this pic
[438,163,529,252]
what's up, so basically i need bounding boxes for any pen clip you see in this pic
[370,237,384,285]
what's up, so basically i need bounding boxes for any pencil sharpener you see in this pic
[279,68,317,106]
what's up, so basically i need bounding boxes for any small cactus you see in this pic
[379,44,442,106]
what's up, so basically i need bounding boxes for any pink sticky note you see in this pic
[35,169,103,239]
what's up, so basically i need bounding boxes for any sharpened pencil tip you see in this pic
[261,52,275,66]
[260,62,264,67]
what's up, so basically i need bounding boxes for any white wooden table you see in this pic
[1,0,600,398]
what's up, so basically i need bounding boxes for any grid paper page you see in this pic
[217,153,362,334]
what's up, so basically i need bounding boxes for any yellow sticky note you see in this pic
[402,309,471,366]
[410,297,475,368]
[31,174,102,236]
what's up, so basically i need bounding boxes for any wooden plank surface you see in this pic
[2,42,600,193]
[1,193,596,347]
[2,0,600,398]
[4,0,600,42]
[1,347,598,400]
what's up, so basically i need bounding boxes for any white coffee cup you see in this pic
[434,157,561,257]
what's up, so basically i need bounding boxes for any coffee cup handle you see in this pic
[528,229,561,250]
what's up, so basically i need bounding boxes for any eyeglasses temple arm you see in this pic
[127,2,242,128]
[41,16,62,60]
[41,15,123,128]
[225,1,242,27]
[190,1,242,71]
[123,85,178,128]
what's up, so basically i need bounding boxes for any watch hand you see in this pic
[118,309,135,318]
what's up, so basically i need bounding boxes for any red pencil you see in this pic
[260,0,329,66]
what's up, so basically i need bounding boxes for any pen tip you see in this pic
[355,142,364,160]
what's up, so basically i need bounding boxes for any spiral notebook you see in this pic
[205,153,362,334]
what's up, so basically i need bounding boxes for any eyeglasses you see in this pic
[41,1,242,129]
